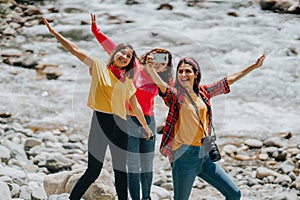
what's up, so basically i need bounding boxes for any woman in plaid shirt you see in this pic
[146,53,266,200]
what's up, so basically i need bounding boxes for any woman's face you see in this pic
[148,51,168,72]
[177,63,197,89]
[113,47,133,68]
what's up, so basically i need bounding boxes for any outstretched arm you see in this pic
[129,95,153,140]
[43,17,94,68]
[227,52,266,85]
[91,13,116,55]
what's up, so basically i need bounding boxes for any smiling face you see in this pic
[152,62,168,73]
[177,63,198,89]
[113,47,134,68]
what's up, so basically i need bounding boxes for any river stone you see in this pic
[0,166,28,182]
[24,138,42,149]
[0,181,11,200]
[8,183,20,198]
[45,168,116,200]
[279,160,295,174]
[261,146,278,155]
[244,139,263,148]
[151,185,172,199]
[256,167,280,179]
[29,182,48,200]
[263,136,283,147]
[257,153,269,161]
[269,193,288,200]
[1,139,29,163]
[222,144,238,156]
[0,49,23,57]
[0,145,11,163]
[272,149,288,161]
[274,174,292,185]
[19,185,32,200]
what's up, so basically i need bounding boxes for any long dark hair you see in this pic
[140,48,174,85]
[175,57,201,93]
[106,43,137,79]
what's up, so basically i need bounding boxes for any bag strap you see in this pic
[184,89,216,138]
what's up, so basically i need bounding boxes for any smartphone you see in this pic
[150,53,168,63]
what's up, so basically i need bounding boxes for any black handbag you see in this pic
[185,89,221,162]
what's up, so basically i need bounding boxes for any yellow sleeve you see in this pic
[126,78,136,100]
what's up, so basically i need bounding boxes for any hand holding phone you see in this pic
[150,53,168,63]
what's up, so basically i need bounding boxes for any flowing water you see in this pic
[1,0,299,141]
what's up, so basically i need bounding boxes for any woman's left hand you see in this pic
[91,13,96,25]
[253,52,266,69]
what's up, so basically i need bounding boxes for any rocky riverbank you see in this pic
[1,0,300,199]
[0,112,300,199]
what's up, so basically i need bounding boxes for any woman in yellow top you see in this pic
[42,17,152,200]
[145,53,266,200]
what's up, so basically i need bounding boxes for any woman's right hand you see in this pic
[144,55,155,73]
[143,125,153,140]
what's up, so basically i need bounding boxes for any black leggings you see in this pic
[69,111,128,200]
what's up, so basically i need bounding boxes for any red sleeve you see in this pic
[91,23,117,55]
[203,77,230,99]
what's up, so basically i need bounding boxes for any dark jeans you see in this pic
[69,111,128,200]
[127,115,156,200]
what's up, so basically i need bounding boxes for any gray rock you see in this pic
[269,193,288,200]
[48,193,70,200]
[247,177,259,187]
[272,149,288,161]
[160,182,173,190]
[264,136,283,147]
[44,168,116,200]
[43,153,74,173]
[0,145,11,164]
[244,139,263,148]
[24,138,42,149]
[222,144,238,156]
[261,146,279,155]
[19,185,32,200]
[0,181,11,200]
[256,167,280,179]
[0,166,28,184]
[1,139,29,163]
[288,171,297,181]
[274,174,292,185]
[30,182,48,200]
[151,185,172,200]
[68,134,83,143]
[7,183,21,198]
[279,160,295,174]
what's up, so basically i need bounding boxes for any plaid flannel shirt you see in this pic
[159,77,230,164]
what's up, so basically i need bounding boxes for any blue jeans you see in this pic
[172,145,241,200]
[127,115,156,200]
[69,111,128,200]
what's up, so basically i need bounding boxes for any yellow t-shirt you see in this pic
[87,60,136,120]
[172,93,208,151]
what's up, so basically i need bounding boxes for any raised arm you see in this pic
[42,17,94,68]
[144,60,168,94]
[91,13,116,55]
[227,52,266,85]
[128,95,153,140]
